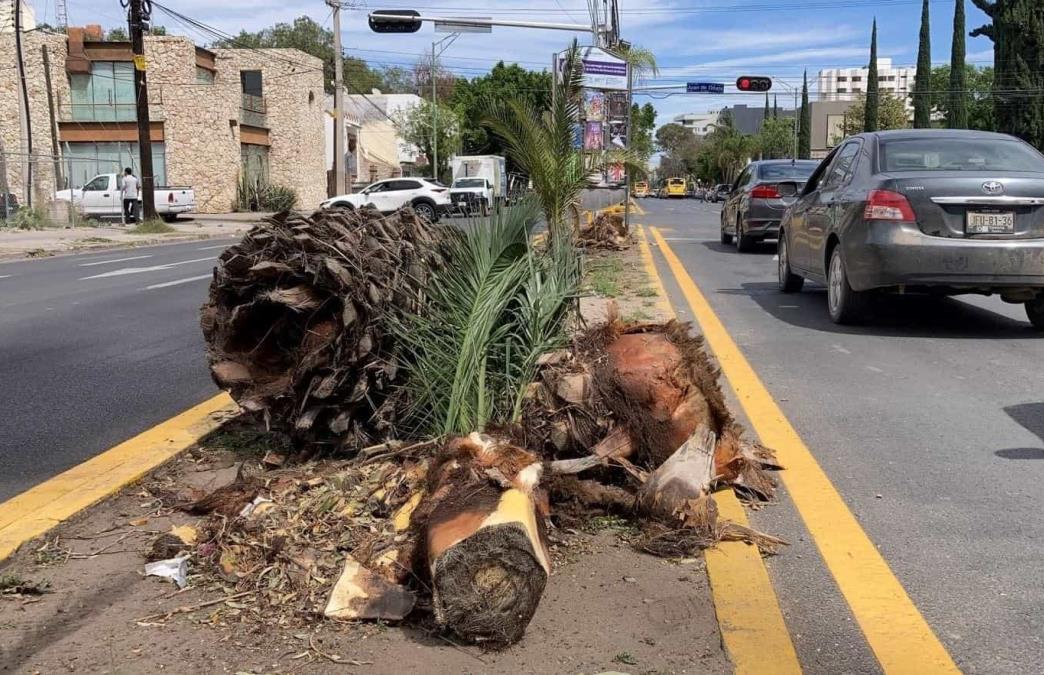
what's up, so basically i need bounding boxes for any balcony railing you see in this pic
[240,93,267,128]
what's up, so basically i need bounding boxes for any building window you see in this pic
[241,143,270,185]
[852,86,861,92]
[68,61,136,122]
[241,70,263,97]
[837,76,847,82]
[837,88,848,93]
[851,76,862,82]
[61,141,167,189]
[196,67,215,84]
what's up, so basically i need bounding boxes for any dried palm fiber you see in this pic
[577,211,630,249]
[200,207,450,453]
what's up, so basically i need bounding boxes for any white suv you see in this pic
[320,178,451,222]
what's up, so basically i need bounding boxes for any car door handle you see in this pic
[103,193,110,197]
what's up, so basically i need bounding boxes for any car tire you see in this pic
[1026,295,1044,329]
[161,214,177,223]
[329,202,353,211]
[413,201,437,222]
[826,245,868,324]
[736,217,755,253]
[777,233,804,293]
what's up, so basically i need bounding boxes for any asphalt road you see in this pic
[0,239,237,502]
[640,197,1044,673]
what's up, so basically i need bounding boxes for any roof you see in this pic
[749,159,820,166]
[866,129,1017,141]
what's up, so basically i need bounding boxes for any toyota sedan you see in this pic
[777,129,1044,327]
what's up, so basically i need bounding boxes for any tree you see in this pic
[842,94,909,135]
[449,62,551,168]
[773,95,779,119]
[413,57,457,105]
[105,27,128,41]
[763,93,770,129]
[397,101,462,182]
[913,0,932,128]
[218,17,385,94]
[377,66,415,95]
[930,64,994,130]
[948,0,969,128]
[758,117,795,159]
[971,0,1044,148]
[865,20,879,132]
[630,103,658,165]
[798,71,811,158]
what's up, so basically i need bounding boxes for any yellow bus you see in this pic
[666,177,687,198]
[632,181,650,198]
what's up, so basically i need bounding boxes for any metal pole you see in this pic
[432,42,437,181]
[129,0,156,220]
[330,0,346,195]
[623,62,632,231]
[14,0,32,208]
[793,88,798,160]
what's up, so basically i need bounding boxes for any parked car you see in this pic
[721,159,820,251]
[321,177,451,222]
[705,184,729,203]
[777,129,1044,327]
[55,174,195,222]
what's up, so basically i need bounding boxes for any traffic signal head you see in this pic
[735,76,772,92]
[369,10,422,34]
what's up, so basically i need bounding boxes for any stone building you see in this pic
[0,26,325,213]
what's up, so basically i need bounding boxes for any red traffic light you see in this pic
[369,10,422,34]
[735,76,772,92]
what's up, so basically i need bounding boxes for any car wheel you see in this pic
[413,201,436,222]
[736,216,755,253]
[1026,295,1044,329]
[826,245,868,324]
[777,233,804,293]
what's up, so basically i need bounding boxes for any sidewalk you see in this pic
[0,213,268,260]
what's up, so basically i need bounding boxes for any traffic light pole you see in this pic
[128,0,156,220]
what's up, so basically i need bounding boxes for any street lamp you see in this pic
[430,32,459,182]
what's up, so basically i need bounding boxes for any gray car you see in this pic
[721,160,820,251]
[778,129,1044,327]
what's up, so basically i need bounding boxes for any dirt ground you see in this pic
[0,234,728,674]
[0,443,727,674]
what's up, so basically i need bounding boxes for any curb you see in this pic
[0,393,236,563]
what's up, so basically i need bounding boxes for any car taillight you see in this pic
[750,185,781,199]
[864,189,916,221]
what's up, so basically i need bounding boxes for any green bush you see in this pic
[259,184,297,212]
[5,207,48,230]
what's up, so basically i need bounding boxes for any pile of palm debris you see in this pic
[182,206,783,649]
[577,211,630,249]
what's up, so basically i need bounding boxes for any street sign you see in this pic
[368,9,422,33]
[735,76,773,92]
[435,17,492,33]
[557,47,629,91]
[686,82,724,94]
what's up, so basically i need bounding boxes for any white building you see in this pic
[672,111,720,137]
[817,58,915,110]
[1,0,36,33]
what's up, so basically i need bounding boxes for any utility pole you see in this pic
[431,43,437,181]
[14,0,33,208]
[328,0,346,194]
[128,0,157,220]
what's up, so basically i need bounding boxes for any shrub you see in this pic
[6,207,48,230]
[259,184,297,212]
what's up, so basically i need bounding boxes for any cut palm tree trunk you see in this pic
[637,424,717,527]
[417,434,551,647]
[200,207,448,453]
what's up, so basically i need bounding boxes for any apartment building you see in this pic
[672,111,721,137]
[817,58,915,110]
[0,25,325,213]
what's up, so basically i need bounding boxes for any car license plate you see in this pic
[966,210,1014,234]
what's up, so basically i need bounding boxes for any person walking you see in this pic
[120,168,140,224]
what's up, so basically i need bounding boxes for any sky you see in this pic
[46,0,995,130]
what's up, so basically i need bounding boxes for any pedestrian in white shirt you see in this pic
[120,168,140,224]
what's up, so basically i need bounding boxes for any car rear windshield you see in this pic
[758,163,817,180]
[668,179,685,186]
[880,138,1044,172]
[453,178,485,188]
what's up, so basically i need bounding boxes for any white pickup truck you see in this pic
[55,173,195,221]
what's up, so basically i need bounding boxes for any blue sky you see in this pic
[51,0,994,130]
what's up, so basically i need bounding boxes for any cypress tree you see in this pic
[948,0,968,128]
[971,0,1043,147]
[763,92,770,128]
[798,71,811,158]
[913,0,932,127]
[864,20,879,132]
[773,94,779,119]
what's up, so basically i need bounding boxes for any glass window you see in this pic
[67,61,136,122]
[880,138,1044,172]
[851,76,862,82]
[393,180,422,190]
[83,175,109,191]
[62,142,166,189]
[837,76,847,82]
[823,142,861,187]
[240,70,263,97]
[196,67,215,84]
[759,162,819,180]
[453,178,486,188]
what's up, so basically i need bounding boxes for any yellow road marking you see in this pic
[0,392,235,562]
[650,227,960,674]
[637,224,801,674]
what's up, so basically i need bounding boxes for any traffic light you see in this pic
[369,10,422,34]
[735,76,772,92]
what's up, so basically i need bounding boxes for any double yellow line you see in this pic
[641,225,960,674]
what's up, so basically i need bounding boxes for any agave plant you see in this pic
[395,198,579,435]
